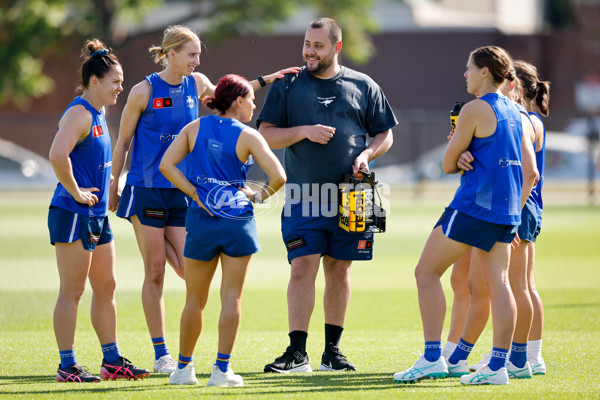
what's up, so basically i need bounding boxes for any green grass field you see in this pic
[0,189,599,399]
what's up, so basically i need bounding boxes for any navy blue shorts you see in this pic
[184,207,261,261]
[518,199,539,243]
[116,185,189,228]
[281,201,374,263]
[434,207,517,252]
[48,206,113,251]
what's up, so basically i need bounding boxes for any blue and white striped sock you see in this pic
[59,349,77,369]
[101,342,120,364]
[448,338,474,364]
[509,342,528,368]
[424,341,442,362]
[488,347,509,371]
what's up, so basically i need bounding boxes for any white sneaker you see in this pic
[506,360,532,379]
[393,355,448,383]
[169,363,198,385]
[154,354,177,374]
[446,358,469,377]
[460,365,509,385]
[469,352,491,372]
[206,365,243,387]
[529,358,546,375]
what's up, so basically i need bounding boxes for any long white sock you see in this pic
[442,341,458,359]
[527,339,543,361]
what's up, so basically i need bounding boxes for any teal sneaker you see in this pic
[507,360,532,379]
[529,359,546,375]
[447,358,469,377]
[460,365,509,385]
[393,355,448,383]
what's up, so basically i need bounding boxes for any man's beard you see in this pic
[304,55,333,76]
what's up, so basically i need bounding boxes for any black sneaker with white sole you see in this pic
[264,346,312,373]
[318,345,356,371]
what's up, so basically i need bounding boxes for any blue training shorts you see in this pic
[116,185,189,228]
[281,201,374,263]
[434,207,517,252]
[48,206,113,251]
[517,199,540,243]
[184,207,261,261]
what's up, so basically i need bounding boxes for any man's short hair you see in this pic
[309,17,342,45]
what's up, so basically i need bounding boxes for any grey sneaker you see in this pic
[206,365,243,387]
[154,354,177,374]
[169,363,198,385]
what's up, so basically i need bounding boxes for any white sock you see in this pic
[442,341,458,359]
[527,339,543,361]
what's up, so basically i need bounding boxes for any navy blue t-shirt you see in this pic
[257,66,397,198]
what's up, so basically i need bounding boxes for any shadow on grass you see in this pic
[236,372,459,395]
[0,372,460,395]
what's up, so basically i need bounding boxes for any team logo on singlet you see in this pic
[154,97,173,109]
[186,96,195,108]
[318,96,336,107]
[92,125,103,137]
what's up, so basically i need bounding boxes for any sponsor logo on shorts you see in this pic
[357,240,373,250]
[143,208,166,220]
[88,232,100,244]
[285,237,307,251]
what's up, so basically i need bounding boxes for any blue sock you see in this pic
[448,338,474,364]
[215,352,231,373]
[152,336,169,360]
[488,347,509,371]
[59,349,77,369]
[509,342,528,368]
[424,341,442,362]
[178,354,193,370]
[101,342,121,364]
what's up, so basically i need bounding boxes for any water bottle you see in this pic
[450,101,464,132]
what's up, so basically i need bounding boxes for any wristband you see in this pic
[257,75,267,87]
[254,189,264,204]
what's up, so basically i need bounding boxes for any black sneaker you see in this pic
[318,344,356,371]
[100,356,151,380]
[264,346,312,373]
[56,364,101,383]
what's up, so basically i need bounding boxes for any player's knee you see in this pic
[145,263,166,285]
[414,264,439,287]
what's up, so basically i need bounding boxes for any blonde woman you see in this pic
[109,25,298,373]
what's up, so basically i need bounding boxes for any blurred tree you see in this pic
[544,0,574,30]
[0,0,381,108]
[198,0,379,66]
[0,0,160,108]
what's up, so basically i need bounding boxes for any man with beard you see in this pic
[257,17,397,373]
